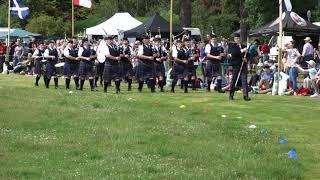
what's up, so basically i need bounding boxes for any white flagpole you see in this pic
[72,0,74,37]
[169,0,173,67]
[278,0,283,94]
[6,0,11,63]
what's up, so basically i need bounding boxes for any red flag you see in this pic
[73,0,92,8]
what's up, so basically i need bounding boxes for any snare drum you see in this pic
[55,62,65,77]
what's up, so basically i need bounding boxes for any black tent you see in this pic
[124,13,183,38]
[249,11,320,37]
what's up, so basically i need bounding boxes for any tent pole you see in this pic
[72,0,74,37]
[169,0,173,67]
[6,0,11,63]
[278,0,283,95]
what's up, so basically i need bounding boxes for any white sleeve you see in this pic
[78,47,84,57]
[172,48,178,58]
[44,49,49,57]
[63,47,70,57]
[138,45,144,55]
[205,44,211,54]
[104,45,110,56]
[32,49,39,57]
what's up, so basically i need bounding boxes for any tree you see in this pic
[179,0,192,27]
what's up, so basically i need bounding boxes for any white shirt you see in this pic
[44,48,58,57]
[205,42,221,54]
[78,47,84,57]
[308,68,317,79]
[172,47,179,58]
[302,42,314,56]
[32,49,42,57]
[286,48,301,67]
[137,45,144,56]
[63,47,71,57]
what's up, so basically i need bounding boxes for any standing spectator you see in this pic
[283,40,301,93]
[13,40,24,67]
[314,43,320,71]
[301,37,314,69]
[0,40,5,73]
[261,40,270,62]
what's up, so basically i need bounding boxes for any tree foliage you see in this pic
[0,0,318,38]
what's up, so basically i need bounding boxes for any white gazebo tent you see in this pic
[85,12,142,36]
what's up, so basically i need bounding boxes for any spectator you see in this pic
[283,40,301,93]
[261,40,270,62]
[301,37,314,69]
[314,43,320,71]
[13,40,24,67]
[258,64,274,91]
[0,40,5,73]
[296,60,318,96]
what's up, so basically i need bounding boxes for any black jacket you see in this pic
[228,42,247,66]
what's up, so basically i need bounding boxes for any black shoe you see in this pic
[229,96,234,100]
[160,89,164,92]
[171,89,175,93]
[244,96,251,101]
[35,82,39,86]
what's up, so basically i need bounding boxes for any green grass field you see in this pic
[0,74,320,179]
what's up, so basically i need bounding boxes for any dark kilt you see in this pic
[63,60,79,77]
[205,60,222,78]
[136,60,156,80]
[171,62,187,80]
[120,61,134,78]
[95,62,105,77]
[186,63,196,77]
[79,60,94,78]
[45,60,58,78]
[34,59,45,75]
[154,62,165,77]
[103,61,121,82]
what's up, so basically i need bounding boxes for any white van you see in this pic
[183,27,202,42]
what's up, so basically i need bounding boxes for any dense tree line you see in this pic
[0,0,319,38]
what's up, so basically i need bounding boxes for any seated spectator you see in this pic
[258,64,274,91]
[296,60,318,97]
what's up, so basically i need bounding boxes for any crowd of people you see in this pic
[1,33,320,99]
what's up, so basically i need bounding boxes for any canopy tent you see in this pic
[124,13,183,38]
[0,28,41,38]
[249,11,320,37]
[85,12,142,36]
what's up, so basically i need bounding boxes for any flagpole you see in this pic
[72,0,74,37]
[6,0,11,63]
[169,0,173,66]
[278,0,283,94]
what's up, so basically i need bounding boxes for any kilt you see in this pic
[34,59,45,75]
[205,60,222,78]
[120,61,134,78]
[103,61,121,82]
[79,60,94,78]
[186,63,196,77]
[63,60,79,77]
[154,62,165,77]
[136,60,156,80]
[45,60,58,78]
[95,62,105,76]
[171,63,187,80]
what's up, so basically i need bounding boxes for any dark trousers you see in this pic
[230,64,249,97]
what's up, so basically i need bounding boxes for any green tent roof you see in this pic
[0,29,41,38]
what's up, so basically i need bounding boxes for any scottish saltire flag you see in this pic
[10,0,30,19]
[282,0,292,12]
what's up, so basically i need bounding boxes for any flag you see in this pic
[74,0,92,8]
[282,0,292,12]
[10,0,30,19]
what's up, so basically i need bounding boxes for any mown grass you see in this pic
[0,74,319,179]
